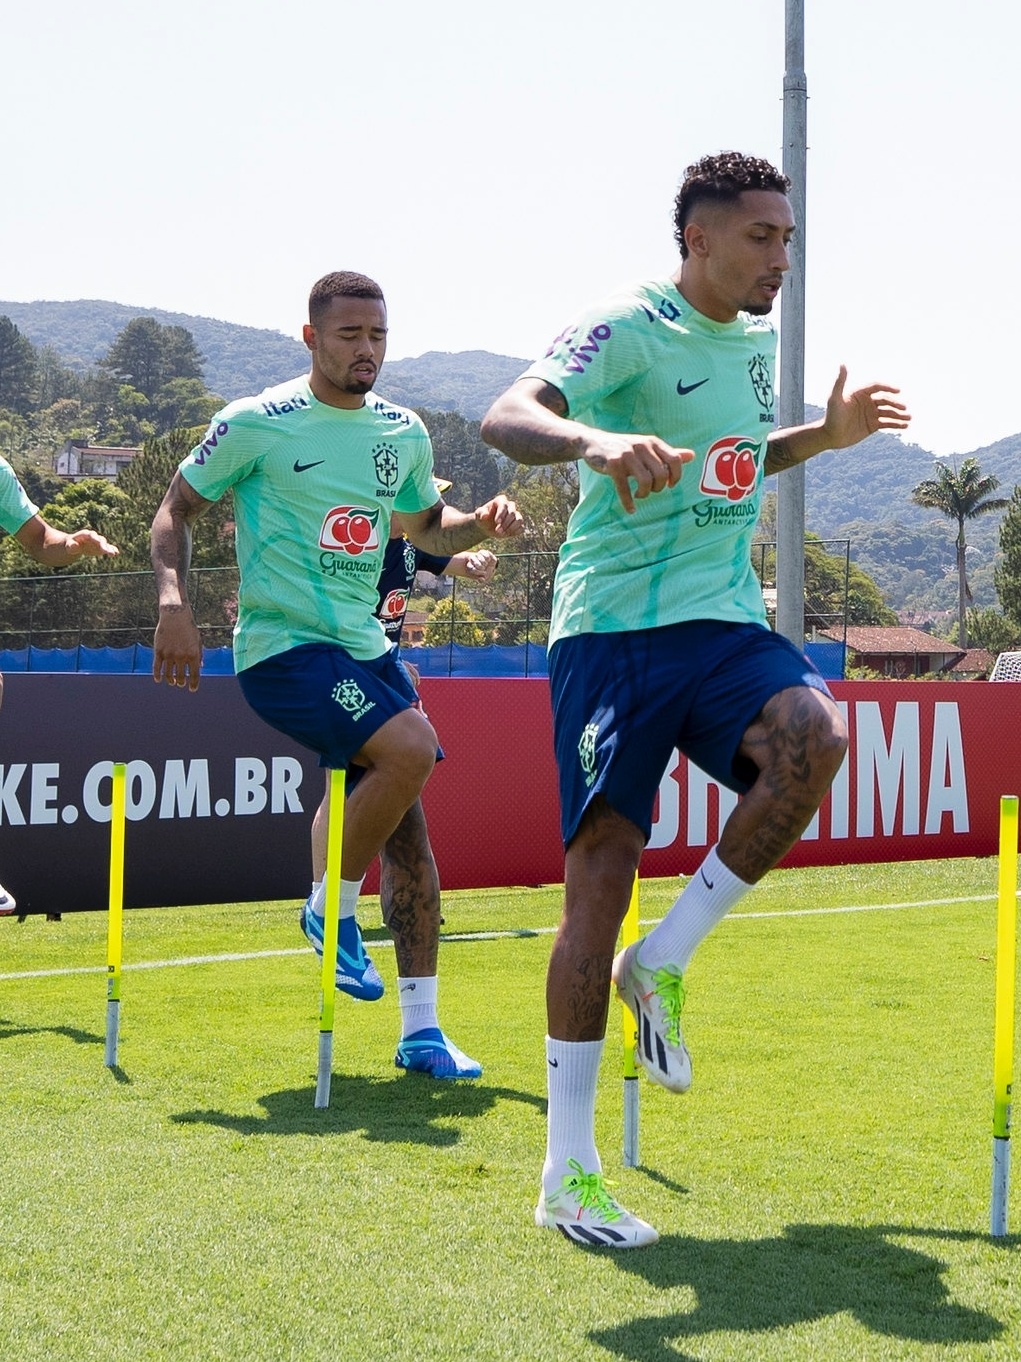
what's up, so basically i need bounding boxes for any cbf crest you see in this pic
[748,354,774,415]
[373,442,400,490]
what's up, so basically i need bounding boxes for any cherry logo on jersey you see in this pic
[320,505,381,555]
[699,436,761,503]
[379,588,408,620]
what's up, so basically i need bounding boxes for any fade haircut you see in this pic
[673,152,790,259]
[308,271,385,326]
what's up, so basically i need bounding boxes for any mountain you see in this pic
[0,299,528,417]
[802,412,1021,615]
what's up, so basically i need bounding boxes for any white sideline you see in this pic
[0,892,1004,983]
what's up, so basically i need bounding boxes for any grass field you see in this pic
[2,858,1019,1361]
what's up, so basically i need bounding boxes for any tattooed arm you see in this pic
[481,377,693,514]
[399,494,524,558]
[764,365,910,476]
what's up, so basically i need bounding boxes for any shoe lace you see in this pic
[651,966,686,1047]
[563,1160,622,1224]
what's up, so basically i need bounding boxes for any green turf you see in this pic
[1,858,1019,1361]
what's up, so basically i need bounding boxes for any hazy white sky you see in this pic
[2,0,1017,455]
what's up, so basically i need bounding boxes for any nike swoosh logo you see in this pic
[400,983,416,992]
[700,869,714,890]
[676,378,709,396]
[293,459,325,473]
[548,1058,559,1068]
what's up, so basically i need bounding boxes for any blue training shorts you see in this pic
[548,620,834,847]
[237,641,439,775]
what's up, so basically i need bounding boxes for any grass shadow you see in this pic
[171,1075,545,1147]
[588,1222,1006,1362]
[0,1019,104,1047]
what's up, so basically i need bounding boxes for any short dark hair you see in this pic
[308,271,385,325]
[673,152,790,258]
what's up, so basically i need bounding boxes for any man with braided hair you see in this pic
[483,151,910,1246]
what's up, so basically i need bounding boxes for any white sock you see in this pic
[542,1036,604,1195]
[398,975,439,1038]
[639,846,750,973]
[309,876,364,921]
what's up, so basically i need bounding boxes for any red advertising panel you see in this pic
[0,675,1017,914]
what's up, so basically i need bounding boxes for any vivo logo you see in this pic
[192,422,229,466]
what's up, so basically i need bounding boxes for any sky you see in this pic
[2,0,1018,457]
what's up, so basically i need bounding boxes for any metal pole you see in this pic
[776,0,807,649]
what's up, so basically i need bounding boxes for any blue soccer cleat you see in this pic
[299,897,384,1002]
[395,1027,482,1079]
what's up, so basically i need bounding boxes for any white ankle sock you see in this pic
[638,846,750,973]
[542,1036,604,1194]
[398,975,438,1038]
[309,875,364,921]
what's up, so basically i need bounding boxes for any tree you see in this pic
[911,458,1009,649]
[153,377,222,433]
[101,317,204,405]
[482,462,577,643]
[34,345,81,409]
[0,317,38,416]
[940,607,1021,654]
[414,409,503,510]
[423,597,489,647]
[995,484,1021,631]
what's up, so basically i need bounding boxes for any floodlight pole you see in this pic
[776,0,808,649]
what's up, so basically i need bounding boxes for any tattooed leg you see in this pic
[719,685,848,884]
[379,799,441,978]
[547,797,644,1042]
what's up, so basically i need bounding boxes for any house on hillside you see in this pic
[817,625,966,679]
[55,440,139,481]
[942,648,996,681]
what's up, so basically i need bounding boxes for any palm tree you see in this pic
[911,458,1009,649]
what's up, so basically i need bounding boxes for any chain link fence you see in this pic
[0,543,848,660]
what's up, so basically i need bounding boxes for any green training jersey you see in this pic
[524,278,778,647]
[180,376,437,669]
[0,455,38,536]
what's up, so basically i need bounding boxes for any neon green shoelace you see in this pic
[563,1160,622,1223]
[651,966,686,1048]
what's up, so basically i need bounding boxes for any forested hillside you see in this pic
[3,297,1019,622]
[803,414,1021,615]
[0,300,528,417]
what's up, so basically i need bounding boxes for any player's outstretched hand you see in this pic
[822,365,911,449]
[474,495,524,540]
[65,529,119,560]
[462,549,498,582]
[584,433,695,514]
[152,607,203,693]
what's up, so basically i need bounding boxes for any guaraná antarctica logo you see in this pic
[319,504,382,555]
[699,435,761,503]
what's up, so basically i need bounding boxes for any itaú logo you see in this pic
[699,436,761,503]
[319,505,381,555]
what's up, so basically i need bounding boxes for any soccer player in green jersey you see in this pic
[482,152,910,1246]
[0,455,119,914]
[151,271,523,1079]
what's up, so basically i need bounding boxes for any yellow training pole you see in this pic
[991,793,1018,1236]
[622,873,640,1166]
[104,762,127,1069]
[315,767,346,1109]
